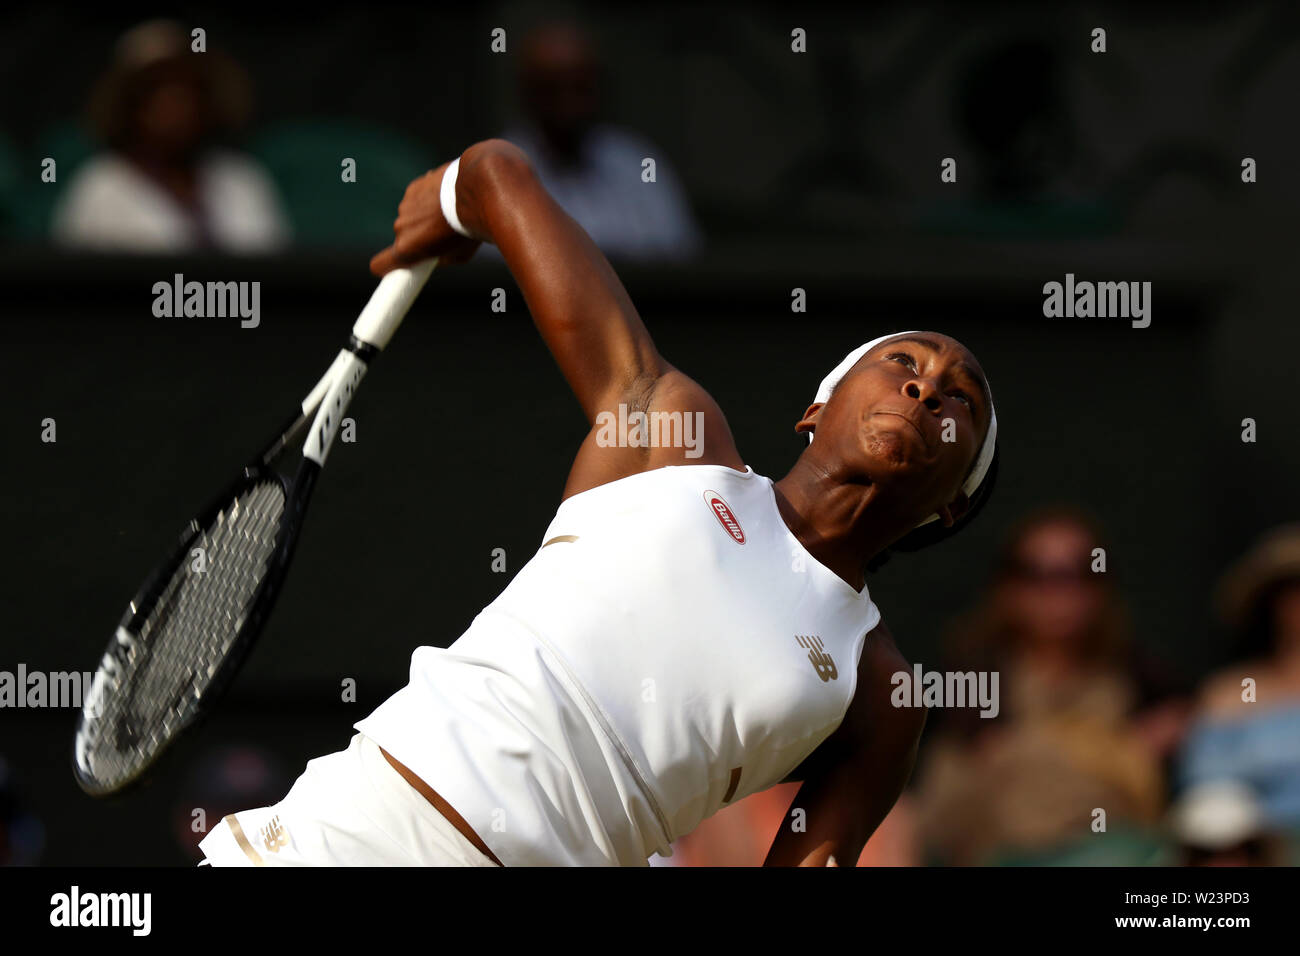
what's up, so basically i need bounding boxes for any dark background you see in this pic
[1,1,1297,864]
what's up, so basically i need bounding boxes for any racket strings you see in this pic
[139,481,285,701]
[156,485,279,666]
[87,480,286,784]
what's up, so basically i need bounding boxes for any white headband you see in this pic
[808,331,998,528]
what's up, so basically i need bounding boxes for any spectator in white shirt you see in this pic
[52,19,290,254]
[495,20,702,262]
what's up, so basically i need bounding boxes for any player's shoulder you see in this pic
[860,616,907,673]
[841,617,927,766]
[855,618,923,727]
[635,365,745,471]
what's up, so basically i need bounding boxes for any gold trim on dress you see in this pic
[224,814,265,866]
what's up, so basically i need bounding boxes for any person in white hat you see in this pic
[51,19,289,253]
[1175,524,1300,845]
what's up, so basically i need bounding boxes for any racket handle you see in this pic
[351,258,439,350]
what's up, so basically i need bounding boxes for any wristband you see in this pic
[439,156,472,238]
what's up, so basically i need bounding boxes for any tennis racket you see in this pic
[73,258,439,797]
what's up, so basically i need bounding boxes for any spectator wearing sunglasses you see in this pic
[911,506,1190,865]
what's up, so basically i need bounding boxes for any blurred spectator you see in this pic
[913,506,1189,865]
[0,756,44,865]
[495,19,702,261]
[51,19,290,253]
[1176,524,1300,835]
[955,37,1076,204]
[1167,779,1287,866]
[171,744,290,862]
[917,35,1117,237]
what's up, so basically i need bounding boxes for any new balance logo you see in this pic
[796,635,838,681]
[259,815,290,853]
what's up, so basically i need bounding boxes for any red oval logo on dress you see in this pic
[704,490,746,544]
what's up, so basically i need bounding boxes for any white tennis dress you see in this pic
[351,463,881,866]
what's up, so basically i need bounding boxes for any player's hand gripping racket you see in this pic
[73,259,439,797]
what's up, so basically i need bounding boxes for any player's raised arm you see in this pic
[371,139,669,425]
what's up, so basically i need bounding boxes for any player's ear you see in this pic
[936,490,971,528]
[795,402,824,438]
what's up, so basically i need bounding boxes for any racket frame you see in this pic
[73,260,437,797]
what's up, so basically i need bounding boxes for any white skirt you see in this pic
[197,733,501,866]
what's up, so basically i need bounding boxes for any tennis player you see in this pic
[198,138,999,867]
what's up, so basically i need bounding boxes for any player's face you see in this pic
[807,332,992,525]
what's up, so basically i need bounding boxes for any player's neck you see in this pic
[773,463,905,591]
